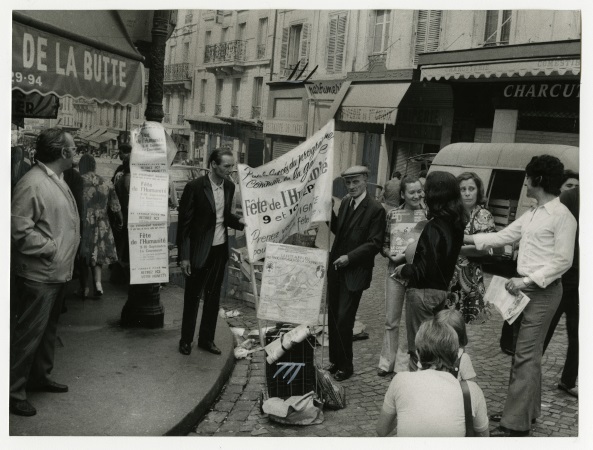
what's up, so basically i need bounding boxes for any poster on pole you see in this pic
[238,120,334,262]
[257,243,327,325]
[128,121,170,284]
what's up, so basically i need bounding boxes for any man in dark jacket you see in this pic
[326,166,386,381]
[177,148,244,356]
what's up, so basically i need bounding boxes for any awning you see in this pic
[337,83,410,125]
[12,11,144,106]
[185,115,230,126]
[87,132,119,144]
[418,39,581,82]
[78,127,101,139]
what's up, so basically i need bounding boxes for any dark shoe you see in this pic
[558,381,578,398]
[377,369,394,377]
[29,380,69,393]
[352,331,369,341]
[493,426,530,437]
[490,413,536,425]
[324,363,339,374]
[333,369,353,382]
[198,341,221,355]
[179,340,192,355]
[10,399,36,417]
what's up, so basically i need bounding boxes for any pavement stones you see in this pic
[190,256,578,437]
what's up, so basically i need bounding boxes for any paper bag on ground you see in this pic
[483,275,530,324]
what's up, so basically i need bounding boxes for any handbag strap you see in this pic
[460,380,475,437]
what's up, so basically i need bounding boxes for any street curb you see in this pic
[164,324,236,436]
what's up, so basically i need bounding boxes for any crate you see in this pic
[265,325,317,399]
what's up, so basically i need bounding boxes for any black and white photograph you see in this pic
[5,0,590,444]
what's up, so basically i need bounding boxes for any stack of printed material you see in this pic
[483,275,531,324]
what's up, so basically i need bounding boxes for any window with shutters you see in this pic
[372,10,391,54]
[414,10,442,65]
[327,12,348,73]
[279,23,311,77]
[252,77,263,119]
[484,10,512,46]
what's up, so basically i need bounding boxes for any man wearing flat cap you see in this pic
[327,165,386,381]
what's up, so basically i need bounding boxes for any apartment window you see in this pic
[414,10,442,64]
[257,17,268,58]
[280,23,311,75]
[221,27,228,43]
[215,79,223,115]
[252,77,263,119]
[200,79,207,113]
[484,10,512,46]
[182,42,190,63]
[205,30,211,47]
[373,10,391,54]
[327,12,347,73]
[164,95,170,114]
[237,22,246,41]
[178,95,185,125]
[231,79,241,117]
[167,43,175,64]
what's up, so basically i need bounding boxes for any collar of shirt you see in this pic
[352,190,367,209]
[208,173,224,191]
[36,160,64,181]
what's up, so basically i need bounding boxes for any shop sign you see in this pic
[339,106,397,124]
[503,83,580,98]
[263,119,307,137]
[305,81,344,100]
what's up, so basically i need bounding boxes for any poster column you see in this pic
[128,122,170,284]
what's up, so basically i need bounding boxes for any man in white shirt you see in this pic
[464,155,577,436]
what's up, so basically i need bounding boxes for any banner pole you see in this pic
[320,197,334,368]
[248,260,265,349]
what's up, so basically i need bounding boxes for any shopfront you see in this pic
[418,40,580,148]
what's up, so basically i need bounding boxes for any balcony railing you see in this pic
[231,106,239,117]
[256,44,266,59]
[200,103,206,113]
[164,113,171,123]
[204,40,247,64]
[164,63,192,82]
[215,104,222,115]
[251,106,261,120]
[177,114,185,125]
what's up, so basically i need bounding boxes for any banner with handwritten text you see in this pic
[238,120,334,262]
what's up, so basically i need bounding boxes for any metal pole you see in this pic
[120,10,171,328]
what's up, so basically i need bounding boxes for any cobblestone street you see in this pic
[190,256,578,437]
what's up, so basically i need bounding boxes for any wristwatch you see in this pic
[522,276,532,286]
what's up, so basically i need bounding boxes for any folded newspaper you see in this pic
[483,275,530,324]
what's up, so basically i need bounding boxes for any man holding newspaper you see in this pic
[464,155,577,437]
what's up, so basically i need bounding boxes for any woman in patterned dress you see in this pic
[78,154,122,298]
[447,172,495,323]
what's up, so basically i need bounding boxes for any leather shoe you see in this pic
[10,399,37,416]
[490,413,535,425]
[179,340,192,355]
[198,341,221,355]
[333,369,353,382]
[558,381,578,398]
[377,369,394,377]
[29,380,68,393]
[491,426,530,437]
[324,363,338,374]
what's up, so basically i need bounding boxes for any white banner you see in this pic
[238,120,335,262]
[257,243,327,325]
[128,122,170,284]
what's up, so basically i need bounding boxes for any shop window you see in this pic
[372,10,391,54]
[414,10,442,65]
[484,10,512,46]
[327,12,348,73]
[280,23,311,77]
[517,111,579,134]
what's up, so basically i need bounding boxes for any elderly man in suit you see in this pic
[177,148,245,356]
[327,166,386,381]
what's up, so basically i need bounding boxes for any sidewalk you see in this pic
[9,268,235,436]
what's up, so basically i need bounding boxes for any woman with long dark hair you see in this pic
[393,171,467,371]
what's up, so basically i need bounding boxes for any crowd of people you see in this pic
[9,129,134,417]
[327,157,578,437]
[10,129,578,437]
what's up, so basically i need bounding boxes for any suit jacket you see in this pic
[329,194,386,291]
[177,175,244,269]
